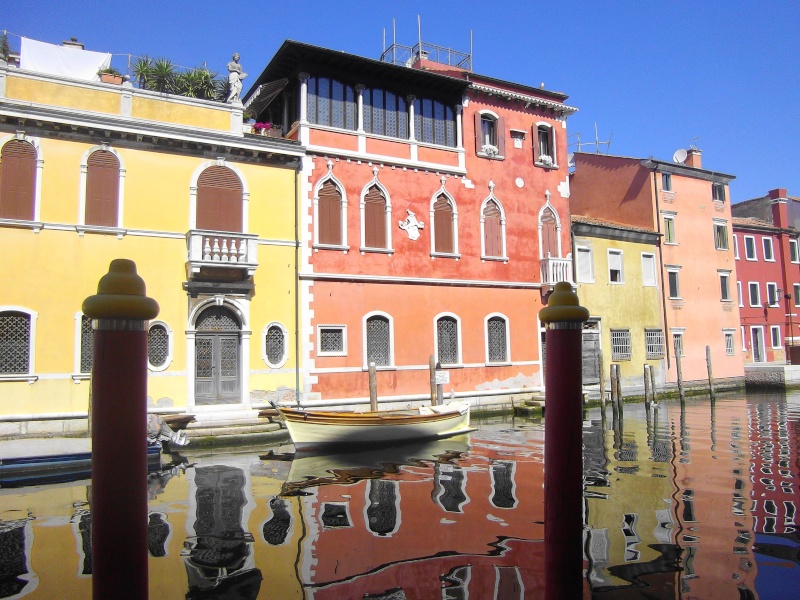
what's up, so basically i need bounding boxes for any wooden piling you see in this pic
[649,362,657,404]
[643,364,651,408]
[615,364,624,420]
[429,355,437,405]
[598,352,606,409]
[675,339,685,402]
[706,345,716,400]
[368,362,378,411]
[610,363,619,423]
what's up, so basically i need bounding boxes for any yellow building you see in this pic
[0,53,304,435]
[572,217,665,392]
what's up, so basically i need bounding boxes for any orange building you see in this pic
[570,150,744,389]
[243,40,577,409]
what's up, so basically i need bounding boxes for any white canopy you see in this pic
[20,37,111,81]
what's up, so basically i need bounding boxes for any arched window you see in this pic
[365,314,391,366]
[540,206,559,259]
[196,166,243,232]
[474,111,505,158]
[85,150,120,227]
[486,315,509,363]
[482,199,504,258]
[436,315,460,365]
[433,194,455,254]
[263,322,288,368]
[148,323,171,370]
[0,139,37,220]
[0,310,32,374]
[317,180,343,246]
[363,185,387,249]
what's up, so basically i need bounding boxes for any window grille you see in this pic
[0,312,30,373]
[195,338,213,377]
[487,316,507,362]
[645,329,664,359]
[196,307,240,331]
[437,317,459,364]
[672,333,684,357]
[265,325,285,366]
[366,316,390,366]
[414,98,456,147]
[319,327,345,354]
[725,332,735,355]
[611,329,631,361]
[80,315,93,373]
[148,324,169,368]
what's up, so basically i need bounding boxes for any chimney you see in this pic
[684,148,702,169]
[61,37,84,50]
[768,188,788,200]
[769,188,789,228]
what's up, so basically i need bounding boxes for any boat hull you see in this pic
[279,401,473,451]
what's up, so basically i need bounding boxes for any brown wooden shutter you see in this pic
[474,111,483,153]
[483,200,502,257]
[364,185,386,248]
[496,116,506,156]
[541,209,558,258]
[318,180,342,245]
[85,150,120,226]
[434,195,453,253]
[197,166,243,232]
[0,140,37,220]
[532,124,540,163]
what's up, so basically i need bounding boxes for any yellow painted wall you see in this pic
[7,76,120,115]
[575,234,664,387]
[131,96,230,131]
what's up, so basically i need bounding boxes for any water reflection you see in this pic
[0,394,797,598]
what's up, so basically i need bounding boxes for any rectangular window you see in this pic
[667,268,681,299]
[662,173,673,192]
[749,282,761,307]
[712,182,726,202]
[641,253,656,287]
[611,329,632,361]
[767,282,779,307]
[719,272,731,301]
[738,281,744,307]
[608,249,624,283]
[713,222,729,250]
[663,214,676,244]
[733,234,740,259]
[576,246,594,283]
[80,315,93,373]
[763,238,775,261]
[771,325,782,349]
[741,326,747,351]
[791,239,799,263]
[317,325,347,356]
[672,332,684,357]
[795,283,800,307]
[0,311,31,373]
[645,329,664,359]
[744,236,757,260]
[724,330,735,355]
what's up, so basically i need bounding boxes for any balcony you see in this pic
[186,230,259,277]
[541,255,573,286]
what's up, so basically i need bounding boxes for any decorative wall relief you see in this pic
[398,209,424,241]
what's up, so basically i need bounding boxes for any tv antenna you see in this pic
[689,137,700,150]
[570,123,613,154]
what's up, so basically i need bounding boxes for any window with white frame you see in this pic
[749,282,761,307]
[738,281,744,307]
[608,249,624,283]
[667,266,681,299]
[713,220,729,250]
[0,310,34,374]
[148,322,172,370]
[534,124,556,167]
[476,112,502,157]
[662,173,673,192]
[724,330,735,355]
[486,315,509,363]
[645,329,664,359]
[672,330,685,357]
[744,235,757,260]
[365,315,391,367]
[611,329,632,361]
[318,325,347,356]
[763,238,775,261]
[733,234,740,259]
[791,239,799,263]
[741,326,747,351]
[79,315,92,373]
[662,212,676,244]
[712,182,726,202]
[576,246,594,283]
[719,271,731,301]
[436,315,460,365]
[642,253,657,287]
[767,282,780,307]
[795,283,800,307]
[771,325,782,349]
[263,322,288,368]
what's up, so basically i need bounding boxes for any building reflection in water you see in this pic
[0,517,36,598]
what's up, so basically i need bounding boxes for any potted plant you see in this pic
[98,67,123,85]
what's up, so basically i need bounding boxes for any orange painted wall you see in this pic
[309,128,359,151]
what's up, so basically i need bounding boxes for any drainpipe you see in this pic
[294,161,301,406]
[649,164,671,370]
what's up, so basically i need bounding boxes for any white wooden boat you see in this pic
[274,401,474,451]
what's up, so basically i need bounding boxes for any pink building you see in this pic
[731,188,800,363]
[570,150,744,388]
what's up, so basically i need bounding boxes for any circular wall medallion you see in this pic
[515,177,524,188]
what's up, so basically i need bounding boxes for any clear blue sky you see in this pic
[4,0,797,202]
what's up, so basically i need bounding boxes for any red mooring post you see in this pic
[83,259,159,600]
[539,282,589,600]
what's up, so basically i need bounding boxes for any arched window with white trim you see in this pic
[431,189,459,257]
[480,193,507,260]
[435,313,462,366]
[360,181,392,251]
[196,165,243,232]
[0,307,37,376]
[485,314,510,364]
[0,138,38,220]
[533,122,557,167]
[364,312,393,367]
[314,167,348,248]
[474,110,505,159]
[84,148,121,227]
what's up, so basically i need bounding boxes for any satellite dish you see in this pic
[672,148,687,164]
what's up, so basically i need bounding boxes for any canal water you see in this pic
[0,392,798,599]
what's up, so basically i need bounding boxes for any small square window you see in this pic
[645,329,664,359]
[662,173,673,192]
[611,330,632,361]
[318,325,347,356]
[510,130,525,149]
[712,183,726,202]
[714,222,729,250]
[744,236,757,260]
[763,238,775,261]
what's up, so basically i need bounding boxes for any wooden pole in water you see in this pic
[429,355,437,405]
[615,364,624,420]
[539,282,589,600]
[83,259,159,600]
[650,362,657,405]
[368,362,378,411]
[643,364,651,408]
[598,352,606,409]
[610,363,619,423]
[675,339,685,402]
[706,345,716,400]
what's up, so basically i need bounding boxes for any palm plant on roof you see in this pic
[149,58,176,94]
[132,55,154,89]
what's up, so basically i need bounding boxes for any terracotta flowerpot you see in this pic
[100,73,123,85]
